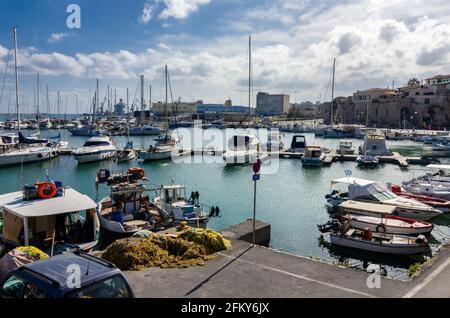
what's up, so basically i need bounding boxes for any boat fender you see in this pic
[36,182,57,199]
[376,224,386,233]
[37,153,43,159]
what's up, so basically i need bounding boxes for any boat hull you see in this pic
[330,233,429,255]
[0,147,58,166]
[74,150,116,163]
[340,215,433,235]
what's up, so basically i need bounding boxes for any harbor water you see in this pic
[2,127,450,280]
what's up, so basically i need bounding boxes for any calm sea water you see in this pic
[2,127,450,280]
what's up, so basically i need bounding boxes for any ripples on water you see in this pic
[1,128,450,280]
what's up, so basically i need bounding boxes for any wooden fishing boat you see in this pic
[390,184,450,213]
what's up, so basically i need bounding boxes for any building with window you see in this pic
[256,92,290,116]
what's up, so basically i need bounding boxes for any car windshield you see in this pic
[1,274,51,298]
[65,275,131,298]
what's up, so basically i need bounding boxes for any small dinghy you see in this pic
[318,221,430,255]
[117,142,137,163]
[338,214,433,235]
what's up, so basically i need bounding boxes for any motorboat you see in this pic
[138,133,180,161]
[360,132,391,156]
[288,135,306,153]
[356,152,379,167]
[222,134,260,166]
[326,177,442,220]
[117,142,137,163]
[318,221,430,255]
[301,146,323,166]
[336,140,355,155]
[338,213,433,235]
[0,183,98,255]
[96,168,169,240]
[153,185,210,228]
[262,131,285,152]
[323,128,354,139]
[73,136,117,163]
[38,119,52,130]
[390,184,450,213]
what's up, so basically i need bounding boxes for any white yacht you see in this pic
[223,134,260,166]
[138,133,180,161]
[73,136,117,163]
[336,140,355,154]
[360,132,391,156]
[262,131,285,152]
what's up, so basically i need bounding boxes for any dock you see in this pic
[124,220,450,298]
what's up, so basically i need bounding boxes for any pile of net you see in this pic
[101,235,213,271]
[0,246,48,281]
[177,228,231,254]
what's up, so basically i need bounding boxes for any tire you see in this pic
[376,224,386,233]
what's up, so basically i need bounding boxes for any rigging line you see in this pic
[0,40,13,108]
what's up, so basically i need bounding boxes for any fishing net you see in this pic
[0,246,48,281]
[177,228,231,254]
[101,235,213,271]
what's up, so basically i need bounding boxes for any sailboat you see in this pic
[117,88,137,162]
[0,28,58,167]
[139,67,181,161]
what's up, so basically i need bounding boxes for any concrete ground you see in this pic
[124,239,450,298]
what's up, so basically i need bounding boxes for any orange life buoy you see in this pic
[128,167,145,178]
[35,182,57,199]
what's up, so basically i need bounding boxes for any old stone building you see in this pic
[322,75,450,129]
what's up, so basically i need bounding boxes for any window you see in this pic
[1,275,49,298]
[66,275,132,298]
[375,108,378,116]
[415,92,420,96]
[386,109,388,116]
[84,141,110,147]
[425,98,430,105]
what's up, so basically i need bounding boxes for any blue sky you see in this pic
[1,0,450,114]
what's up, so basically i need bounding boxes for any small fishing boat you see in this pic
[301,146,323,166]
[73,136,117,163]
[390,184,450,213]
[336,140,355,155]
[319,222,430,255]
[326,178,442,220]
[153,185,211,228]
[0,181,98,255]
[338,213,433,235]
[262,130,285,152]
[356,152,379,167]
[96,168,169,240]
[223,134,260,166]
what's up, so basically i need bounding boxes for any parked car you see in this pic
[0,250,133,298]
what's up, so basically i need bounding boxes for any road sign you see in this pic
[252,174,260,181]
[253,159,261,174]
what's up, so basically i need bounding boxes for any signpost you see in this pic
[252,160,261,246]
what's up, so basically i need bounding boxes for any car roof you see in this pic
[17,252,118,289]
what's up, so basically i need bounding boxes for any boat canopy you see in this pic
[348,182,397,201]
[426,164,450,170]
[331,177,375,186]
[340,200,396,215]
[0,188,96,218]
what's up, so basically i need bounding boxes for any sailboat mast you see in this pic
[57,91,61,126]
[75,94,79,117]
[46,85,50,120]
[127,87,130,141]
[13,27,20,132]
[140,74,144,124]
[248,35,252,110]
[94,79,99,125]
[36,73,40,131]
[331,58,336,124]
[165,65,168,119]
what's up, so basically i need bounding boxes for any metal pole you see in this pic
[331,58,336,125]
[252,178,257,246]
[13,27,20,132]
[249,35,251,110]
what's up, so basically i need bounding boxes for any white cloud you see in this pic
[139,2,154,24]
[47,33,68,44]
[159,0,211,20]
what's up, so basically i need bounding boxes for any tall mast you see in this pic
[75,94,79,117]
[36,73,40,132]
[46,85,50,120]
[13,27,20,132]
[94,79,99,125]
[140,74,144,124]
[127,87,130,141]
[57,91,61,127]
[248,35,252,110]
[149,85,152,113]
[331,58,336,124]
[165,65,168,119]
